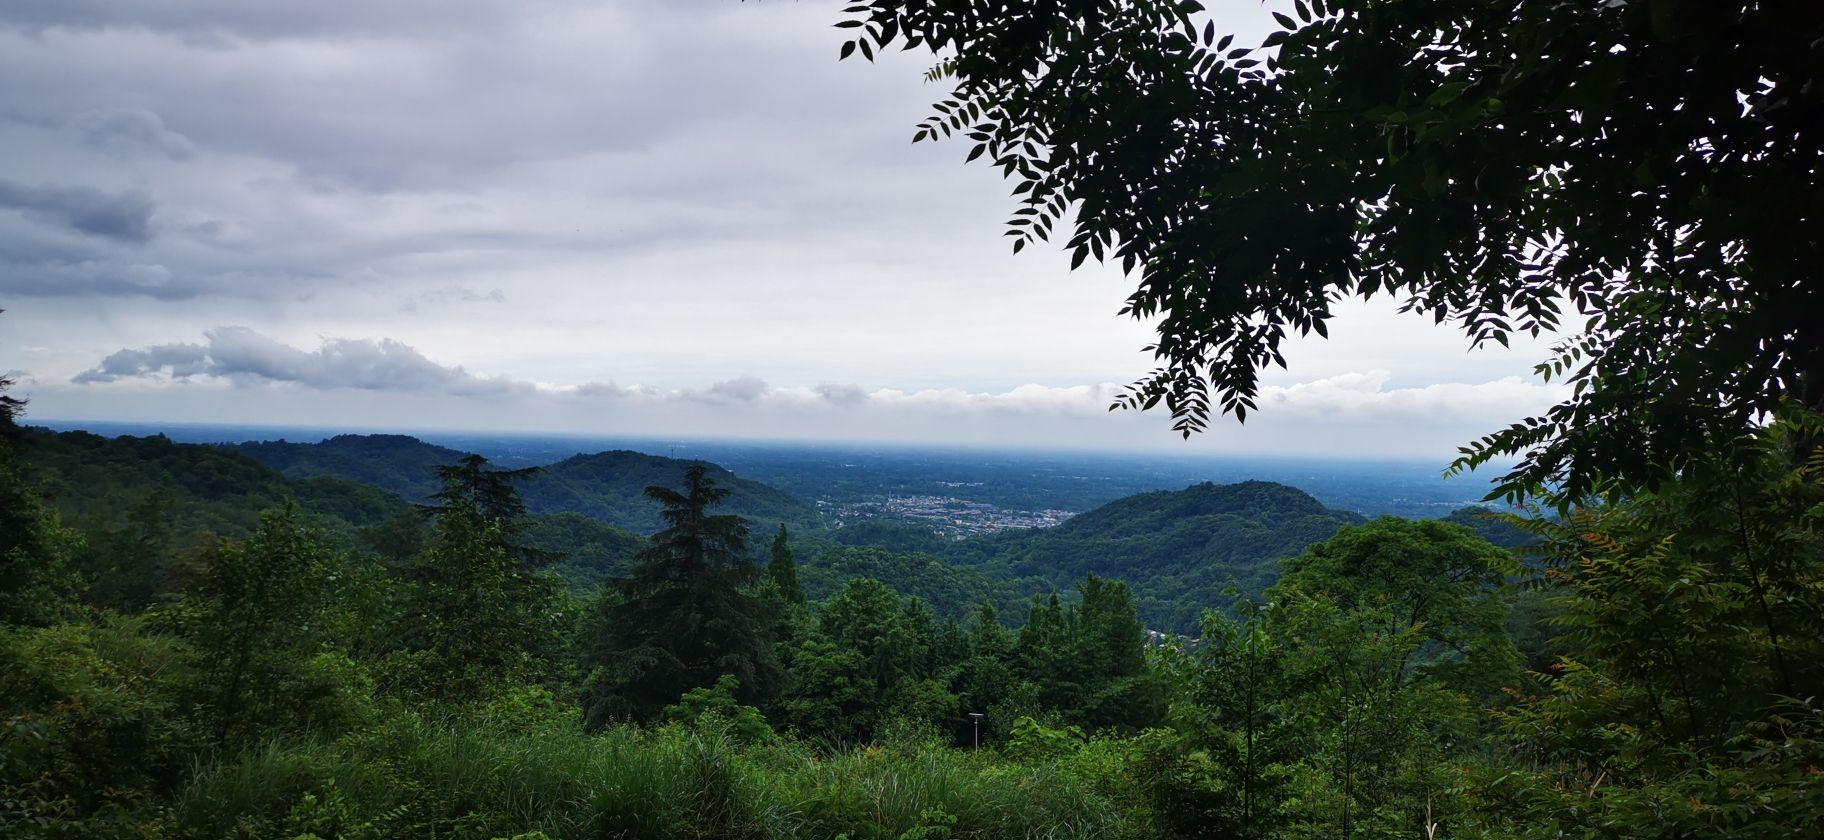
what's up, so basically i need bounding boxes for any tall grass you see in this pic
[170,712,1147,839]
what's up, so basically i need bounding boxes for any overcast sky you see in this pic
[0,0,1566,459]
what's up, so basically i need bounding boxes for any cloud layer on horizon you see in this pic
[51,326,1567,457]
[72,325,529,395]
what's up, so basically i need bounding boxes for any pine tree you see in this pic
[582,465,778,726]
[767,523,804,604]
[393,457,562,700]
[0,374,22,436]
[421,454,545,564]
[955,602,1018,727]
[1074,574,1162,731]
[1016,592,1082,712]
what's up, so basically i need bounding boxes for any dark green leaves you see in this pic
[835,0,1824,506]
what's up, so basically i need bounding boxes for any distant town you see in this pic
[821,494,1076,537]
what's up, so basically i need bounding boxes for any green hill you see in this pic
[523,450,823,536]
[14,427,413,610]
[946,480,1367,632]
[38,428,1354,628]
[1439,505,1537,551]
[20,427,674,603]
[231,434,468,501]
[20,428,409,541]
[523,511,648,592]
[231,435,825,537]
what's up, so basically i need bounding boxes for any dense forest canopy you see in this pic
[5,398,1820,836]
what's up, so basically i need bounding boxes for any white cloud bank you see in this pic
[73,326,530,395]
[47,327,1566,459]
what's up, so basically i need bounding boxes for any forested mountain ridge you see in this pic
[1440,504,1537,551]
[231,433,470,501]
[527,449,823,535]
[23,427,1424,631]
[232,433,824,535]
[17,426,979,617]
[13,427,665,603]
[18,427,409,542]
[947,480,1366,632]
[12,427,414,610]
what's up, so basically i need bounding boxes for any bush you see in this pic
[0,616,200,834]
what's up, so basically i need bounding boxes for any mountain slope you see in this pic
[15,427,413,610]
[523,450,823,535]
[1440,505,1536,551]
[523,511,648,592]
[233,434,824,536]
[949,481,1367,632]
[22,428,409,540]
[231,434,470,502]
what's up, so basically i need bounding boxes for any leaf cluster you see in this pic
[837,0,1824,504]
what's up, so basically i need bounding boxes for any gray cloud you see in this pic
[0,0,524,41]
[0,0,951,306]
[69,107,195,159]
[73,342,209,383]
[0,254,202,299]
[39,362,1569,459]
[400,286,507,313]
[74,326,531,395]
[574,381,637,399]
[815,381,869,406]
[0,179,155,242]
[696,375,770,404]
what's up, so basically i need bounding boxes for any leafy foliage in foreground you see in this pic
[1461,423,1824,838]
[836,0,1824,505]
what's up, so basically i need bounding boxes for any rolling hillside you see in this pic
[946,480,1368,632]
[14,427,414,610]
[526,450,823,535]
[231,434,825,536]
[232,434,467,501]
[21,428,409,542]
[37,427,1378,629]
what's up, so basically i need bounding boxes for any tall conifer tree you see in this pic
[395,455,561,699]
[582,465,778,726]
[767,523,804,604]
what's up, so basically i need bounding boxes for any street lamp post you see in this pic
[967,712,985,749]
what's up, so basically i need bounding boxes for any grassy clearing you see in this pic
[168,711,1146,839]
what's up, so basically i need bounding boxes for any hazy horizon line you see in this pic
[27,415,1492,469]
